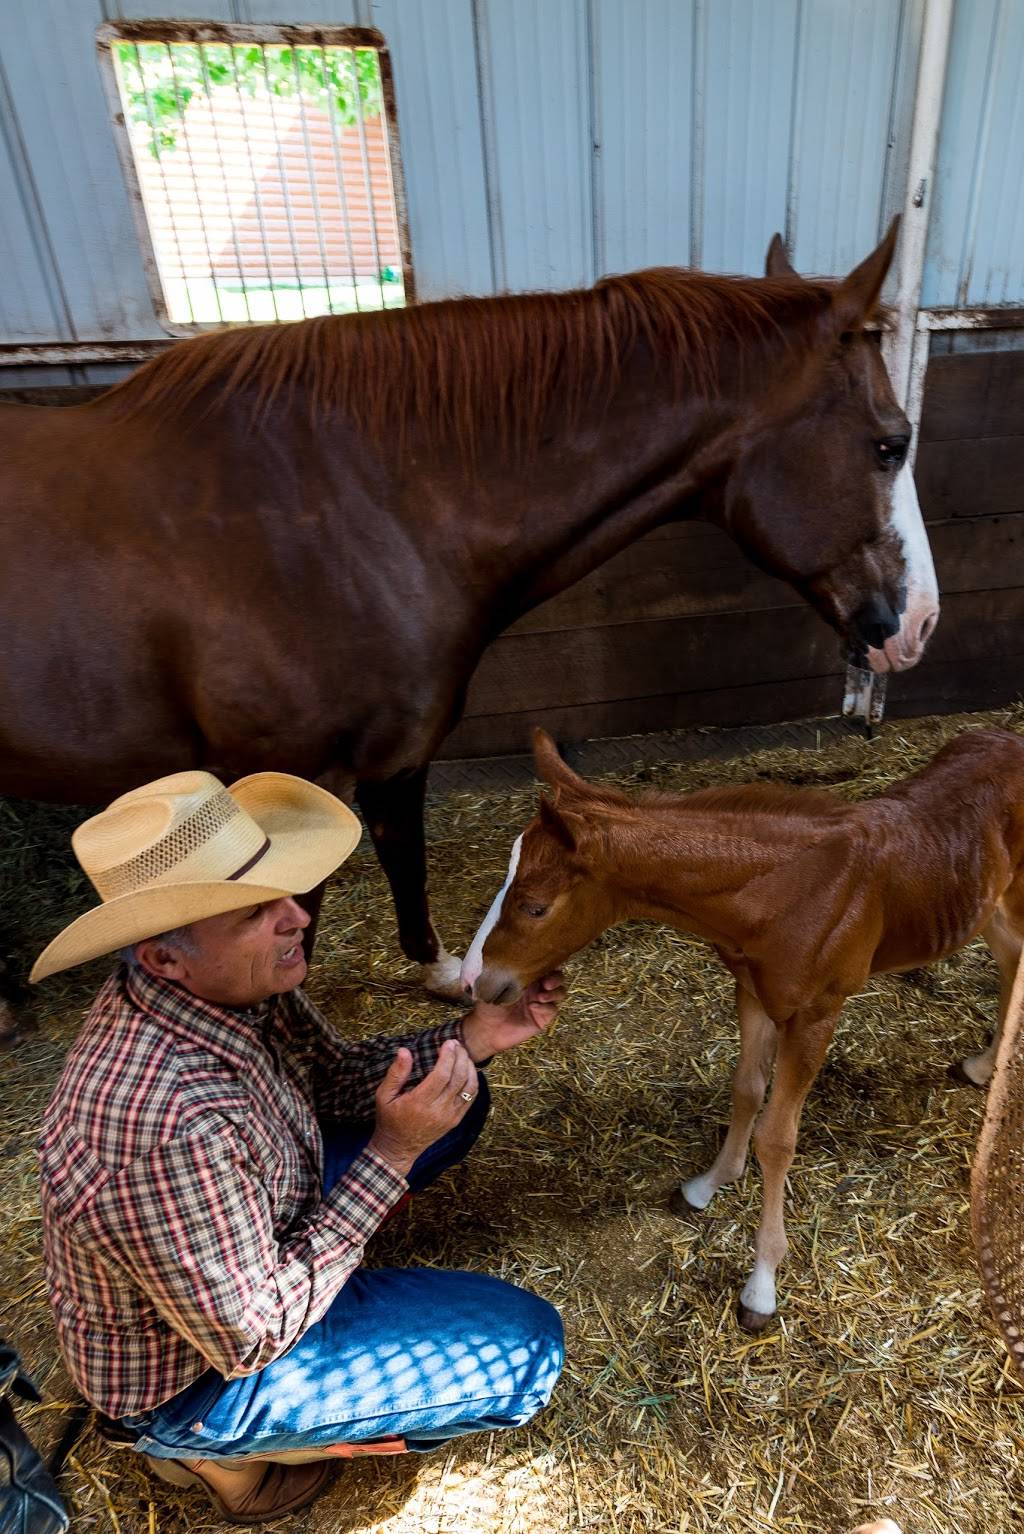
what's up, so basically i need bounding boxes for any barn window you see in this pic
[97,23,411,331]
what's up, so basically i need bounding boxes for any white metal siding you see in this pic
[923,0,1024,307]
[0,0,1021,351]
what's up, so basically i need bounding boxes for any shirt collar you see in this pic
[120,962,278,1059]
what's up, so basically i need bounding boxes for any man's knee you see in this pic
[482,1281,564,1418]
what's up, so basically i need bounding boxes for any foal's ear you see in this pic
[765,233,798,279]
[532,728,589,794]
[831,215,900,334]
[538,794,580,853]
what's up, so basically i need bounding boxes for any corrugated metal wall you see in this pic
[2,0,1023,361]
[923,0,1024,307]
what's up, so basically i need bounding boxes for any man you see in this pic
[31,768,565,1524]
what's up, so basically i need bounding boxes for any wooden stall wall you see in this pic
[441,345,1024,758]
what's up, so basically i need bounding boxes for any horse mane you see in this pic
[660,782,844,818]
[562,777,843,822]
[97,268,835,462]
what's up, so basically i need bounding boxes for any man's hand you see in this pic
[367,1039,479,1178]
[461,972,566,1062]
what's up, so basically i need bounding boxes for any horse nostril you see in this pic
[918,610,938,645]
[850,596,899,651]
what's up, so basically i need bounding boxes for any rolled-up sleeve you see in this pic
[84,1128,408,1379]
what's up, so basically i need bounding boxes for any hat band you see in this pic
[227,837,271,880]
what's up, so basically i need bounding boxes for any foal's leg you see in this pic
[356,769,463,1000]
[959,909,1023,1087]
[677,984,777,1212]
[738,1008,837,1332]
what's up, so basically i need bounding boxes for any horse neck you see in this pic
[586,800,812,944]
[464,334,803,625]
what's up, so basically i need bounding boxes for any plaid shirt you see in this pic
[38,964,464,1417]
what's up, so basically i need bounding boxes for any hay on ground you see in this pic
[2,707,1024,1532]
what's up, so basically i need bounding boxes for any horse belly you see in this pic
[872,889,1005,976]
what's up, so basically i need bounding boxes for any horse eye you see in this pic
[521,900,549,919]
[875,436,909,471]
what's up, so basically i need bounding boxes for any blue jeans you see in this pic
[124,1080,564,1458]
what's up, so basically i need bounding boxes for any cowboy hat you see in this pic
[30,770,361,983]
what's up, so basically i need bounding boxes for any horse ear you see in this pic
[538,793,580,852]
[831,216,900,334]
[532,728,589,794]
[765,233,798,279]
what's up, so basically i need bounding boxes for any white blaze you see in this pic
[870,464,940,673]
[460,834,523,992]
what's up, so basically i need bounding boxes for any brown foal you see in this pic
[462,727,1024,1330]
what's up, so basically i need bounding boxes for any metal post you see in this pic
[881,0,956,412]
[846,0,955,730]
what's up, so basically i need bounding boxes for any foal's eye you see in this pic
[875,436,909,471]
[520,900,549,919]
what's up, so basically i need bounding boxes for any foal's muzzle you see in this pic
[470,967,524,1007]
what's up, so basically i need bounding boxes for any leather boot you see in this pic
[145,1454,336,1525]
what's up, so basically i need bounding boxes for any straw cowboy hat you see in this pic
[30,770,361,983]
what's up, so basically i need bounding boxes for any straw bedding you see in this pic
[2,707,1023,1533]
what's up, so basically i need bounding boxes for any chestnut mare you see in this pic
[1,224,937,1027]
[462,727,1024,1330]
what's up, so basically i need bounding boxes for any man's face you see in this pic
[139,897,311,1008]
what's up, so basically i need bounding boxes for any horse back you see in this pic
[863,728,1024,973]
[732,729,1024,1018]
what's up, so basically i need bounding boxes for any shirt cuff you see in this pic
[321,1147,409,1243]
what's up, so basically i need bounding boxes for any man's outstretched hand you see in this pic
[368,1039,479,1177]
[461,972,567,1061]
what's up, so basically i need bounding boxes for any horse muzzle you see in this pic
[468,965,525,1007]
[861,593,940,674]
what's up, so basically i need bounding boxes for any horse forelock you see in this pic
[97,269,834,463]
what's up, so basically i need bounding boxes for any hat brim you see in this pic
[30,772,361,983]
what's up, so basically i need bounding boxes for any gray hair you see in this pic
[121,925,199,969]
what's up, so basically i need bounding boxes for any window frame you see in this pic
[96,19,415,337]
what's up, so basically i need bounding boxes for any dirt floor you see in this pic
[2,707,1024,1533]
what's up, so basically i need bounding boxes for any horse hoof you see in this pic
[667,1186,705,1220]
[420,953,467,1004]
[946,1059,987,1090]
[736,1297,777,1334]
[424,982,466,1004]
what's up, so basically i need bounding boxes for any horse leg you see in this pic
[356,770,463,1000]
[299,765,362,964]
[0,984,18,1047]
[676,983,777,1212]
[958,908,1023,1087]
[738,1008,837,1332]
[296,880,327,962]
[0,939,36,1051]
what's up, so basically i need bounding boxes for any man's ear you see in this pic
[133,938,189,982]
